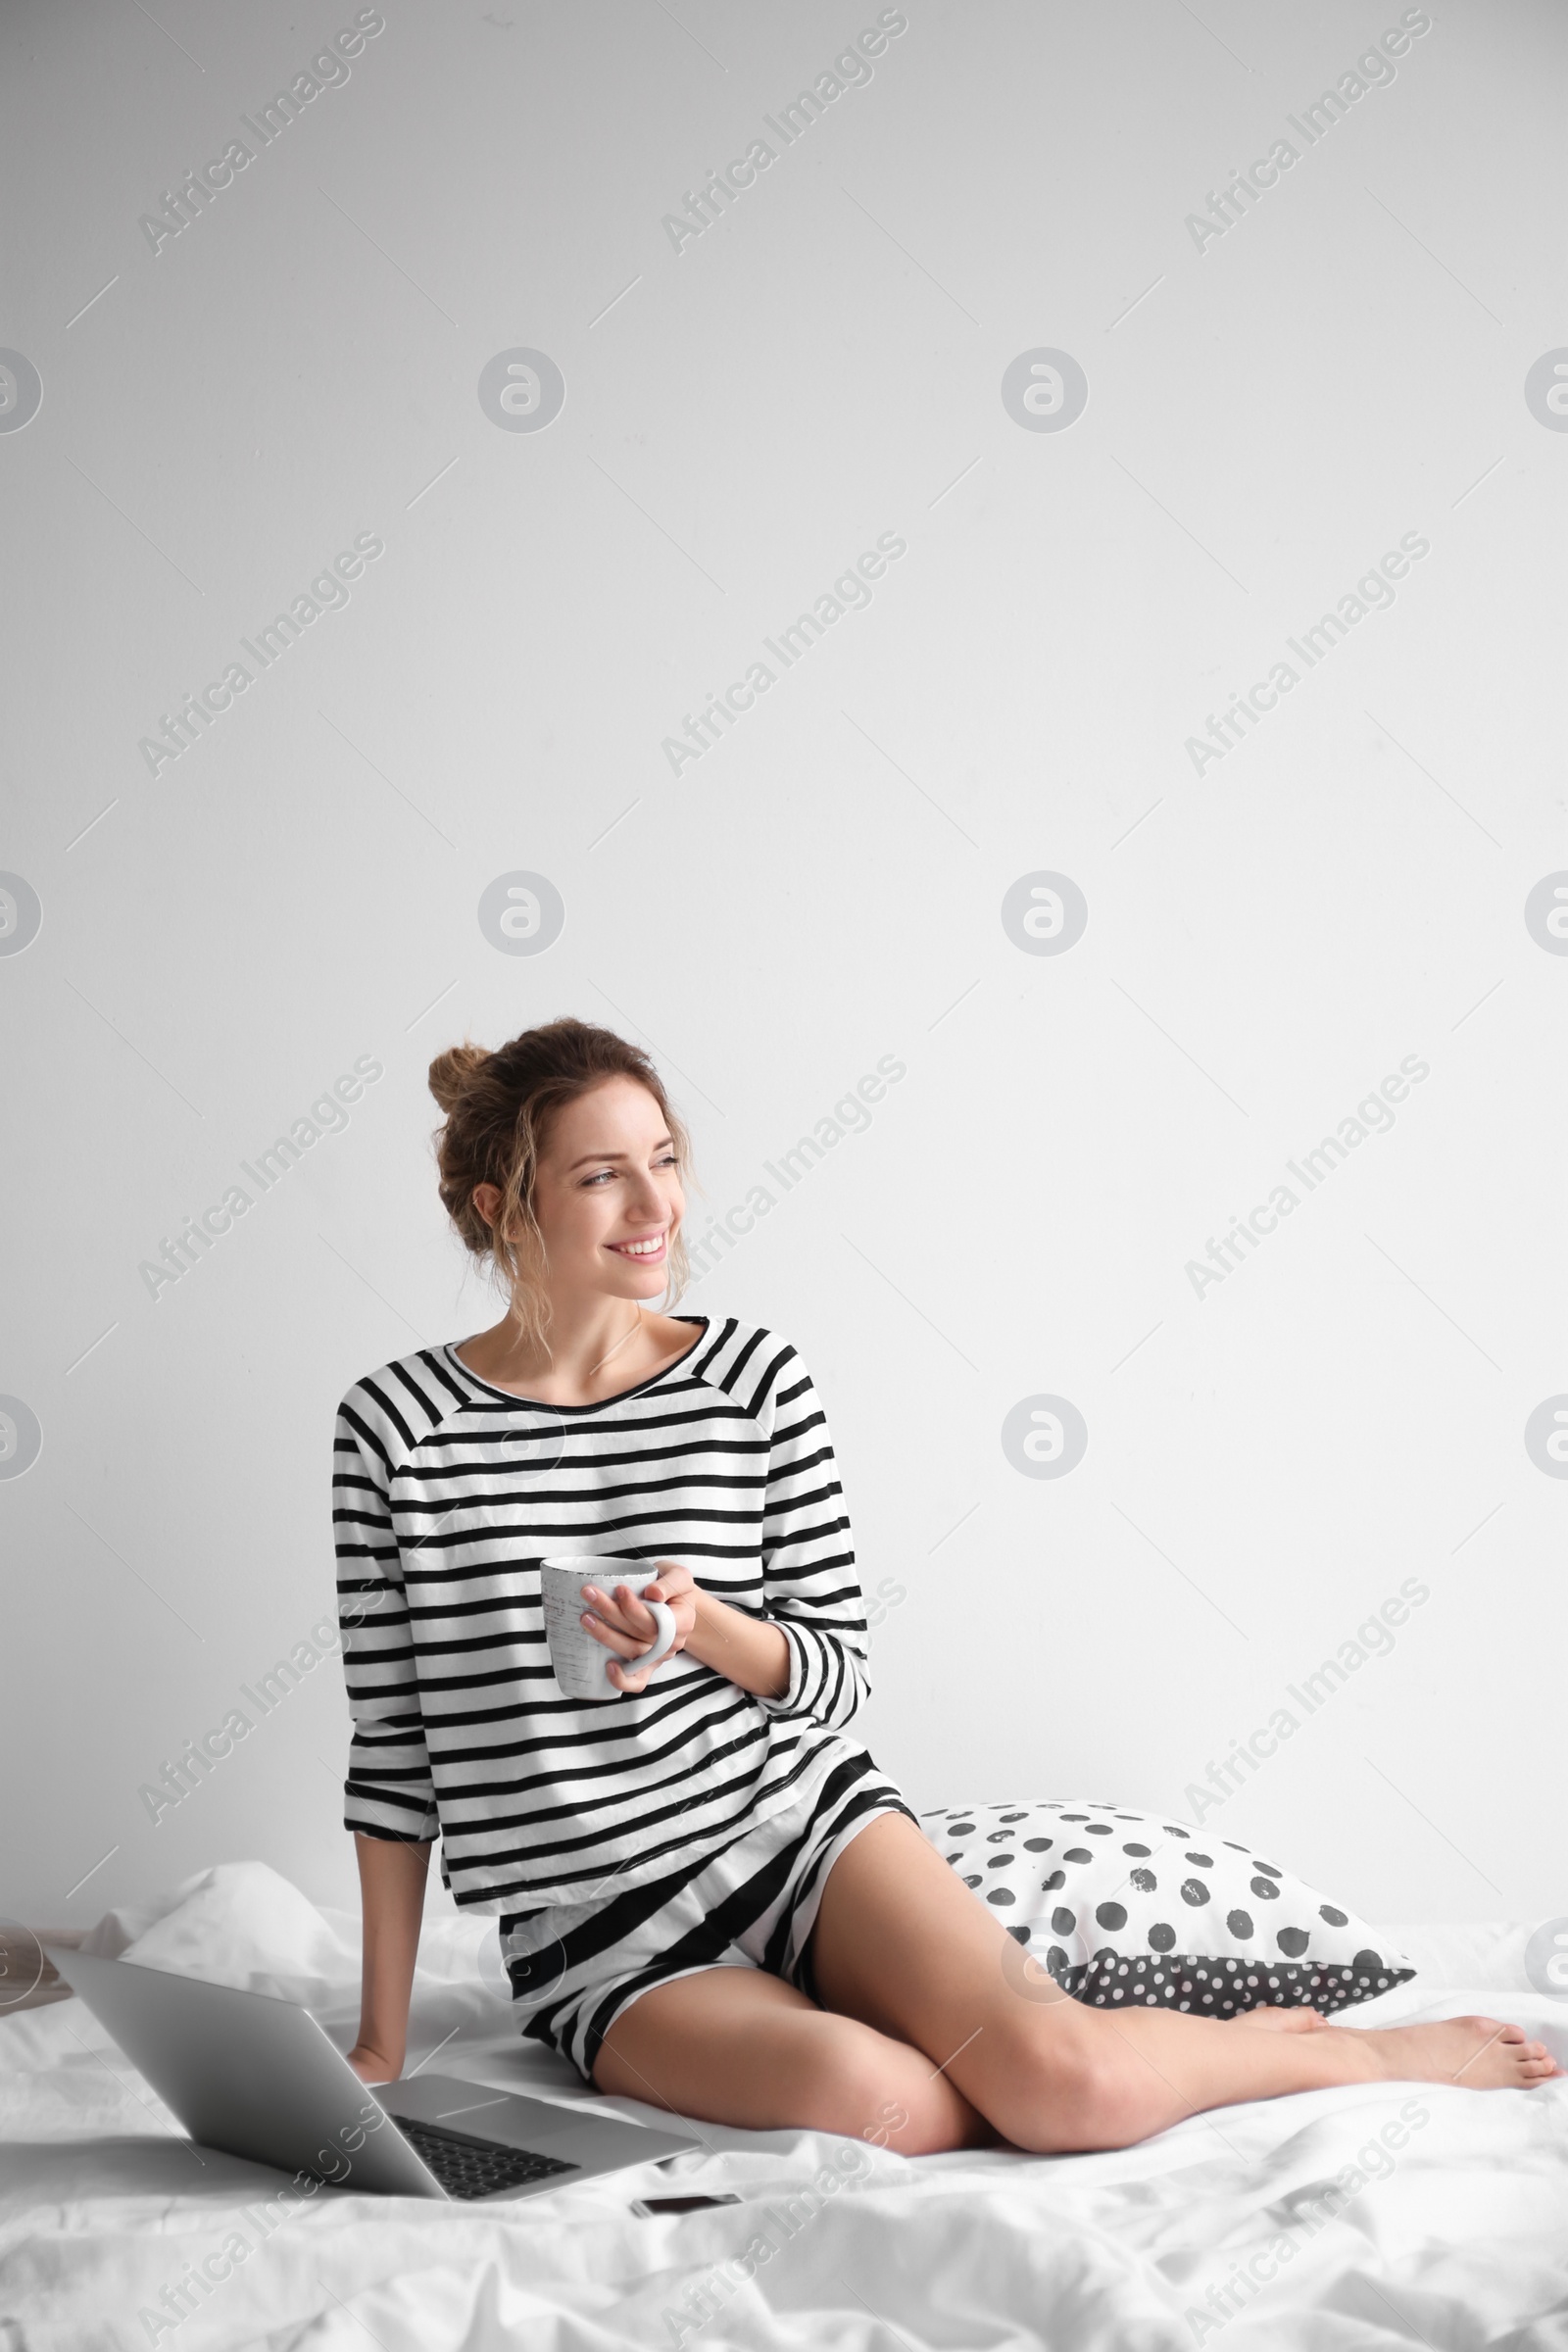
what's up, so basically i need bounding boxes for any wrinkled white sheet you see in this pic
[3,1863,1567,2351]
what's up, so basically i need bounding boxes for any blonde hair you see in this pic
[428,1017,694,1356]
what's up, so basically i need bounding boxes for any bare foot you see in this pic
[1234,2006,1328,2034]
[1341,2014,1562,2090]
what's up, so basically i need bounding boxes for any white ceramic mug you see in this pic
[538,1555,678,1700]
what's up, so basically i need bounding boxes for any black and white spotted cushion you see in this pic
[920,1797,1415,2016]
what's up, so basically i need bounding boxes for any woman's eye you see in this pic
[582,1155,676,1187]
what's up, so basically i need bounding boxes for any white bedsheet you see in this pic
[4,1863,1567,2351]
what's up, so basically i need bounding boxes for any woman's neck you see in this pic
[455,1300,699,1406]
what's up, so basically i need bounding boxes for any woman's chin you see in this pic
[600,1274,662,1306]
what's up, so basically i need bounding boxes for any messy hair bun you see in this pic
[427,1041,491,1118]
[427,1016,693,1353]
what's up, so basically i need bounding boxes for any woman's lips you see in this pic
[606,1234,666,1261]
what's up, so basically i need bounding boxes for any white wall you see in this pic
[4,0,1565,1936]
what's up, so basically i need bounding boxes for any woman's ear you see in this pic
[471,1181,503,1231]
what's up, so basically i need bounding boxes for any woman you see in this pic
[334,1018,1558,2155]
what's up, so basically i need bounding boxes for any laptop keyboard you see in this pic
[388,2113,581,2200]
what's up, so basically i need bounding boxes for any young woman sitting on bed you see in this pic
[336,1018,1559,2152]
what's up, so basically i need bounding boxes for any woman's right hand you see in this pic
[346,2041,400,2084]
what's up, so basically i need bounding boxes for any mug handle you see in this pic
[602,1596,677,1687]
[633,1600,678,1674]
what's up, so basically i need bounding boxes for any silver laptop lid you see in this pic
[44,1944,439,2196]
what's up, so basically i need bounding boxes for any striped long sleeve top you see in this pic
[331,1315,875,1911]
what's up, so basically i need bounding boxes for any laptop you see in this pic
[44,1943,702,2202]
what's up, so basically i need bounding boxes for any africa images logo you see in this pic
[0,873,42,956]
[0,1398,43,1481]
[477,350,565,433]
[1002,1396,1089,1479]
[477,872,565,954]
[1000,351,1089,434]
[1001,873,1089,956]
[1524,351,1568,431]
[0,351,43,434]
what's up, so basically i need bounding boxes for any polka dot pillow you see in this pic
[921,1796,1415,2017]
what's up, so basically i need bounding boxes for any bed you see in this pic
[4,1860,1566,2350]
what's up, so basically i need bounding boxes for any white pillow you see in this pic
[921,1797,1416,2016]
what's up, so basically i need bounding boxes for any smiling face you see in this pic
[495,1074,685,1306]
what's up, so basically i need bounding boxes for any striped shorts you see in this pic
[497,1740,919,2086]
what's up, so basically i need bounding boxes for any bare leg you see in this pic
[592,1964,1000,2154]
[807,1815,1561,2155]
[1234,2007,1328,2034]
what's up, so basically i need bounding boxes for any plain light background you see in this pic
[2,0,1565,1934]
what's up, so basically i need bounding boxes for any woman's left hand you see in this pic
[580,1560,699,1694]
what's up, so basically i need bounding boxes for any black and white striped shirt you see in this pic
[332,1315,875,1911]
